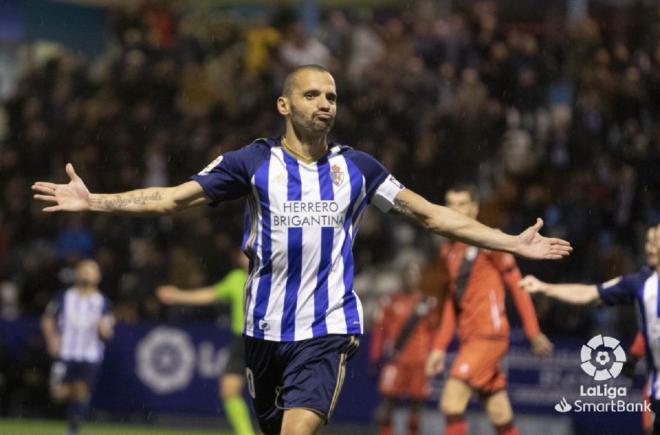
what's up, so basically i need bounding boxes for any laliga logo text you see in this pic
[553,334,651,414]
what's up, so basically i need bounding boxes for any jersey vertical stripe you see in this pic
[313,156,334,337]
[57,288,108,363]
[282,151,303,340]
[193,139,405,341]
[252,159,272,339]
[340,157,364,334]
[295,158,325,339]
[323,155,352,334]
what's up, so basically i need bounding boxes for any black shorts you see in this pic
[50,360,100,387]
[244,334,359,434]
[223,335,246,376]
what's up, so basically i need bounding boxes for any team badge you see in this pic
[331,164,344,186]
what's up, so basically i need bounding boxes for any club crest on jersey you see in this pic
[331,164,344,186]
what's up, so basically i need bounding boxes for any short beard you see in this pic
[290,106,333,138]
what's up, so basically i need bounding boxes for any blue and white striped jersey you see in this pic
[598,267,660,398]
[192,137,404,341]
[46,287,112,363]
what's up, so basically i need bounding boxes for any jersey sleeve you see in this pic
[101,296,113,315]
[597,270,650,305]
[432,298,456,351]
[44,292,65,318]
[345,150,405,212]
[491,252,541,338]
[190,140,270,205]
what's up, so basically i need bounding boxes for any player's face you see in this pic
[76,260,101,287]
[445,191,478,218]
[281,70,337,136]
[648,226,660,267]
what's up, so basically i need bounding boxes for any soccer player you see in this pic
[32,64,571,435]
[521,223,659,435]
[369,259,440,435]
[425,184,554,435]
[156,248,255,435]
[41,259,114,435]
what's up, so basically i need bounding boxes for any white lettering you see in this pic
[274,201,344,228]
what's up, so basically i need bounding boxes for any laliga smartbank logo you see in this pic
[554,334,650,414]
[579,334,625,380]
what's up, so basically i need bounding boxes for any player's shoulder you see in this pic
[247,137,279,150]
[337,144,376,161]
[233,137,278,159]
[202,137,275,175]
[623,267,657,286]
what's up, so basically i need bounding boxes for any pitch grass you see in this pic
[0,419,231,435]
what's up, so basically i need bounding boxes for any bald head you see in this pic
[282,64,332,98]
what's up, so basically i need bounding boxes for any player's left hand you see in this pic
[514,218,572,260]
[98,315,115,340]
[530,333,553,357]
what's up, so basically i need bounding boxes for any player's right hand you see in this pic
[46,336,61,358]
[32,163,90,212]
[519,275,546,293]
[425,349,446,376]
[156,285,180,304]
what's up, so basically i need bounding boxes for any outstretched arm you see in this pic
[519,275,599,304]
[41,314,60,358]
[157,285,218,305]
[391,189,572,260]
[32,163,208,215]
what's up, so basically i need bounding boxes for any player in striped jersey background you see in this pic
[32,64,572,435]
[520,224,660,434]
[41,259,114,435]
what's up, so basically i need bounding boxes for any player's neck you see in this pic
[76,286,97,295]
[282,130,328,163]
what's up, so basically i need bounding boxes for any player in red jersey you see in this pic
[425,184,553,435]
[370,259,441,435]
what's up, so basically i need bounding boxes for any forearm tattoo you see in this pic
[391,197,417,220]
[92,191,163,210]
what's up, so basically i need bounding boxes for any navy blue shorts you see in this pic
[223,335,246,376]
[50,360,100,387]
[244,334,359,434]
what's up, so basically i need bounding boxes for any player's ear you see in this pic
[277,96,290,115]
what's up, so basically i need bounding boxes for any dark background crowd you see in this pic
[1,0,659,347]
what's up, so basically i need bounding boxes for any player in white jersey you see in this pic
[521,224,660,435]
[42,259,114,435]
[32,65,571,435]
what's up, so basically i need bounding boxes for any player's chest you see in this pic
[63,297,101,328]
[255,157,361,229]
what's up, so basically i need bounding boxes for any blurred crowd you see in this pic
[1,0,659,338]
